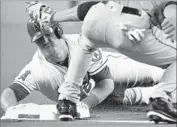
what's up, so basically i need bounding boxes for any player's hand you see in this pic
[26,1,43,20]
[121,24,145,42]
[126,29,145,42]
[161,18,176,40]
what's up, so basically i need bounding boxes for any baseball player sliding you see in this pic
[1,18,166,120]
[26,0,176,123]
[1,19,165,116]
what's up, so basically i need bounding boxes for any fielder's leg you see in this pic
[57,4,117,121]
[82,3,177,123]
[57,35,94,121]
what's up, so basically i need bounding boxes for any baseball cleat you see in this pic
[147,112,176,124]
[56,99,77,121]
[147,98,177,124]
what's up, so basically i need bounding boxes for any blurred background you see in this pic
[1,0,83,104]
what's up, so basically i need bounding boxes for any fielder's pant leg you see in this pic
[81,3,176,102]
[82,3,123,49]
[59,3,119,103]
[58,35,93,103]
[87,9,177,101]
[58,4,111,103]
[114,26,177,101]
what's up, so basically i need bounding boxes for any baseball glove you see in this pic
[26,1,56,35]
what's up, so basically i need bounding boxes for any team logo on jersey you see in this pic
[18,70,31,81]
[92,50,102,62]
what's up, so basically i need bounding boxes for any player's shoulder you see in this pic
[32,49,46,61]
[26,49,49,70]
[62,34,80,43]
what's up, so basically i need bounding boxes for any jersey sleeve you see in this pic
[77,1,100,20]
[9,83,30,102]
[13,60,42,93]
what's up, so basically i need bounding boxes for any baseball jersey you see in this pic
[78,1,176,103]
[13,34,107,102]
[81,1,176,66]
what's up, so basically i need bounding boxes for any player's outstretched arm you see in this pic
[26,1,100,22]
[1,88,18,113]
[1,83,30,113]
[51,1,100,22]
[52,6,80,22]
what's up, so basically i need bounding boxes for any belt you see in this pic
[122,6,142,17]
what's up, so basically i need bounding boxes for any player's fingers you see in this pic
[131,31,141,41]
[127,33,134,40]
[165,31,176,40]
[164,26,175,34]
[162,22,173,31]
[165,34,174,40]
[138,29,145,38]
[129,34,142,46]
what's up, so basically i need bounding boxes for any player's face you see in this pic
[35,32,68,63]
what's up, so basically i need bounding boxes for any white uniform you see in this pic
[62,1,176,102]
[14,33,165,104]
[13,34,107,102]
[14,49,66,102]
[100,50,165,104]
[103,51,164,86]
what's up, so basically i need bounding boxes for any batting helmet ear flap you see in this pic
[53,27,63,39]
[51,22,63,39]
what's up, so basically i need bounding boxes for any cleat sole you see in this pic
[59,114,74,121]
[147,111,177,124]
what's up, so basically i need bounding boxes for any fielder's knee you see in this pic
[82,3,112,48]
[82,3,105,36]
